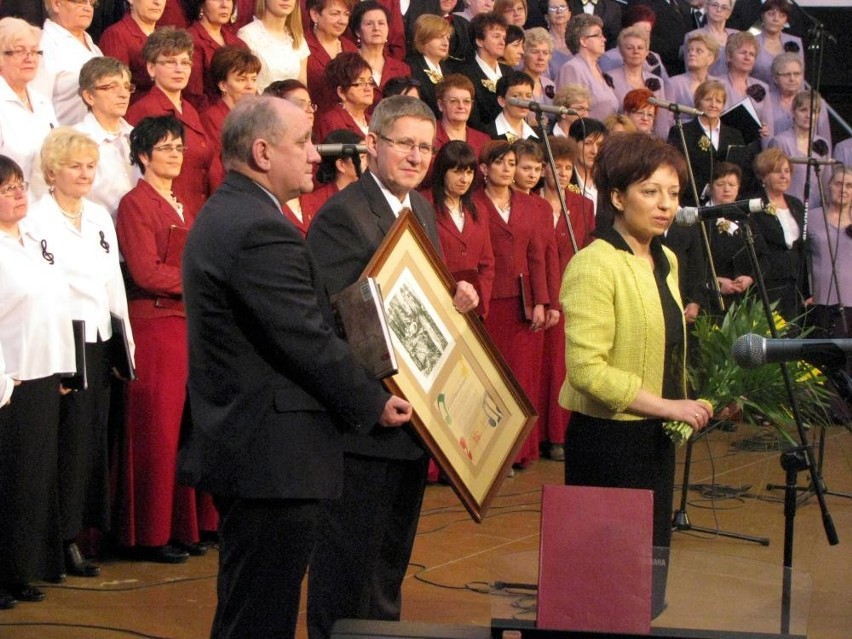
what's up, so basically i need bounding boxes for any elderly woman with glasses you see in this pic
[314,52,374,142]
[199,46,260,145]
[682,0,737,77]
[127,26,223,217]
[752,0,803,85]
[31,0,102,126]
[350,1,410,106]
[623,87,668,139]
[521,28,555,111]
[115,115,206,564]
[99,0,166,104]
[720,31,774,146]
[767,52,831,146]
[608,26,665,126]
[550,83,590,137]
[29,127,132,581]
[0,154,76,608]
[238,0,308,93]
[556,15,619,122]
[543,0,571,77]
[0,18,57,199]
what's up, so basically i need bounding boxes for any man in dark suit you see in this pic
[305,95,479,639]
[178,96,413,639]
[568,0,623,50]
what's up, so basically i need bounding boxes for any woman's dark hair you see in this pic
[349,0,390,37]
[325,51,372,91]
[431,140,479,220]
[568,117,607,142]
[0,154,24,185]
[505,24,525,47]
[592,132,687,230]
[383,76,422,97]
[478,139,514,166]
[141,26,194,64]
[760,0,792,17]
[129,116,185,173]
[186,0,237,21]
[209,46,262,88]
[262,78,308,99]
[711,161,742,184]
[316,129,363,184]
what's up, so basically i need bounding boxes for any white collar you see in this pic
[370,172,412,216]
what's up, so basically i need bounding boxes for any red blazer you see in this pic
[472,189,549,312]
[233,0,256,31]
[127,86,224,215]
[424,193,496,319]
[313,105,367,144]
[116,179,198,319]
[200,97,229,143]
[281,203,313,238]
[526,192,560,312]
[372,56,412,107]
[374,0,406,61]
[555,188,595,270]
[306,29,358,115]
[301,182,338,222]
[422,123,491,189]
[159,0,188,28]
[186,21,248,112]
[98,14,153,105]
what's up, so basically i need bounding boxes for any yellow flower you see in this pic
[764,202,777,216]
[481,79,496,93]
[424,69,442,84]
[716,218,731,234]
[567,184,581,194]
[505,131,519,143]
[698,135,711,152]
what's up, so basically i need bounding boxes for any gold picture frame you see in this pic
[362,209,538,522]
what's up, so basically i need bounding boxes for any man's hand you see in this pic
[452,281,479,314]
[379,395,413,427]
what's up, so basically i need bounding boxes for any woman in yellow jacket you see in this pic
[560,132,712,618]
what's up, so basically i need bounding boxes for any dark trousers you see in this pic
[210,496,320,639]
[307,453,429,639]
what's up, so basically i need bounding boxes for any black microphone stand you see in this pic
[533,107,578,254]
[670,108,725,314]
[738,222,839,635]
[340,144,364,179]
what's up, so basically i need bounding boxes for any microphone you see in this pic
[314,143,367,156]
[675,199,765,226]
[506,98,578,117]
[732,333,852,369]
[647,97,704,118]
[787,157,841,166]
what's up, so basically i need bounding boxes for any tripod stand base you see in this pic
[672,509,770,546]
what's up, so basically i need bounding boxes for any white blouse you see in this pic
[0,76,57,199]
[31,19,103,126]
[0,344,13,406]
[0,218,76,380]
[28,195,134,356]
[238,19,310,92]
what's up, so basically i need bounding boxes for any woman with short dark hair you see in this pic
[199,46,261,143]
[314,52,374,142]
[349,0,409,106]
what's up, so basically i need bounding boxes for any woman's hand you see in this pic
[718,277,738,295]
[683,302,700,323]
[544,308,560,330]
[59,385,74,396]
[733,275,753,292]
[665,398,713,432]
[530,304,545,331]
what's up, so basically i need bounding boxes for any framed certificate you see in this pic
[362,209,538,522]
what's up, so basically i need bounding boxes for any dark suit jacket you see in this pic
[178,171,390,498]
[668,118,745,207]
[406,54,452,118]
[727,0,806,38]
[568,0,623,51]
[449,60,513,133]
[307,171,442,461]
[634,0,692,76]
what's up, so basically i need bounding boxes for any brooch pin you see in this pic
[481,79,496,93]
[424,69,442,84]
[698,135,712,152]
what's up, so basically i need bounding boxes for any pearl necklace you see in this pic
[53,193,83,220]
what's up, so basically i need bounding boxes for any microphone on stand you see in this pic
[675,199,766,226]
[506,98,579,117]
[732,333,852,369]
[787,157,841,166]
[314,143,367,156]
[647,97,704,118]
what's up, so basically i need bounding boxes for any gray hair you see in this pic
[368,95,436,138]
[770,51,802,78]
[523,27,553,54]
[221,96,288,170]
[565,14,603,54]
[0,17,41,55]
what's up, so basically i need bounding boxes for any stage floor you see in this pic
[1,423,850,638]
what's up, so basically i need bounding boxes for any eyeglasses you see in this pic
[64,0,99,6]
[152,144,187,154]
[286,98,318,113]
[582,32,605,39]
[94,82,136,93]
[631,110,655,119]
[443,97,472,107]
[2,48,43,60]
[547,6,569,13]
[349,79,377,89]
[155,58,193,70]
[0,181,28,197]
[379,135,435,156]
[706,2,732,11]
[775,71,802,79]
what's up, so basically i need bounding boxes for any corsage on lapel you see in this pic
[698,135,712,152]
[481,78,496,93]
[764,202,777,216]
[567,183,581,194]
[746,84,766,103]
[424,69,442,84]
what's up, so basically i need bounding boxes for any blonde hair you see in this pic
[0,17,41,56]
[604,114,638,133]
[685,32,720,61]
[40,127,99,183]
[413,14,453,55]
[255,0,305,48]
[617,25,649,50]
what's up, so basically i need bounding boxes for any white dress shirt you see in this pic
[494,112,539,140]
[0,344,13,406]
[75,113,139,221]
[31,19,103,126]
[370,172,412,216]
[28,195,134,356]
[0,76,57,199]
[0,218,76,380]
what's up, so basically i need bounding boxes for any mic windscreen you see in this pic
[732,333,765,368]
[675,208,699,226]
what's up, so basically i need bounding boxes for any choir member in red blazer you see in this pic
[313,52,373,142]
[127,27,224,217]
[99,0,165,104]
[374,0,406,61]
[301,129,366,223]
[473,140,548,469]
[185,0,249,111]
[158,0,189,28]
[535,136,595,459]
[199,46,260,143]
[305,0,359,114]
[115,116,202,563]
[350,1,410,108]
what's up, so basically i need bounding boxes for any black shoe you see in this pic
[65,542,101,577]
[170,540,209,557]
[0,591,16,610]
[8,584,45,602]
[43,573,66,584]
[131,545,189,564]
